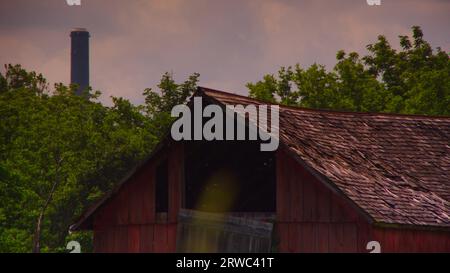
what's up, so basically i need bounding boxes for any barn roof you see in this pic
[201,87,450,228]
[71,87,450,230]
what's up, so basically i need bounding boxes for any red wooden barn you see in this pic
[71,87,450,253]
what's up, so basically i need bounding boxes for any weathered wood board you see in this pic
[176,209,274,253]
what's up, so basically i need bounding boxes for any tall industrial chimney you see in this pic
[70,28,90,96]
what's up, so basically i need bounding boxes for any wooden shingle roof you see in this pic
[200,87,450,228]
[71,87,450,231]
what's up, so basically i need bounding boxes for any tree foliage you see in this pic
[143,72,200,138]
[0,65,198,252]
[247,26,449,116]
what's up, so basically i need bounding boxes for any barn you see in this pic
[70,87,450,253]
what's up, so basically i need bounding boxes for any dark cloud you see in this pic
[1,0,449,105]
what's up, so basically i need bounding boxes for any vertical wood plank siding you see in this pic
[276,148,450,253]
[93,142,184,253]
[91,143,449,253]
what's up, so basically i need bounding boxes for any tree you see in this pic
[247,26,450,116]
[0,65,199,252]
[143,72,200,138]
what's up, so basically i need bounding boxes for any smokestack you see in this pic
[70,28,90,96]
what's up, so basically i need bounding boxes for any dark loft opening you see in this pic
[184,140,276,213]
[155,159,169,213]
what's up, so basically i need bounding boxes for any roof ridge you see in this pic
[197,87,450,120]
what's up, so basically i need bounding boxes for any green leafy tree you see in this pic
[143,72,200,138]
[247,26,450,116]
[0,65,199,252]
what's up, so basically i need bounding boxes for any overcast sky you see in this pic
[1,0,449,105]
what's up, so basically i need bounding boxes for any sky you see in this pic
[0,0,449,105]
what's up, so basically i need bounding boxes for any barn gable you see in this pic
[71,87,450,233]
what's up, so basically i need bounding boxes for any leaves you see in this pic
[143,72,199,138]
[248,26,450,116]
[0,65,199,252]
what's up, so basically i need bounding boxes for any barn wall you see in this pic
[277,148,450,253]
[276,148,374,253]
[372,227,450,253]
[90,141,450,253]
[92,142,184,253]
